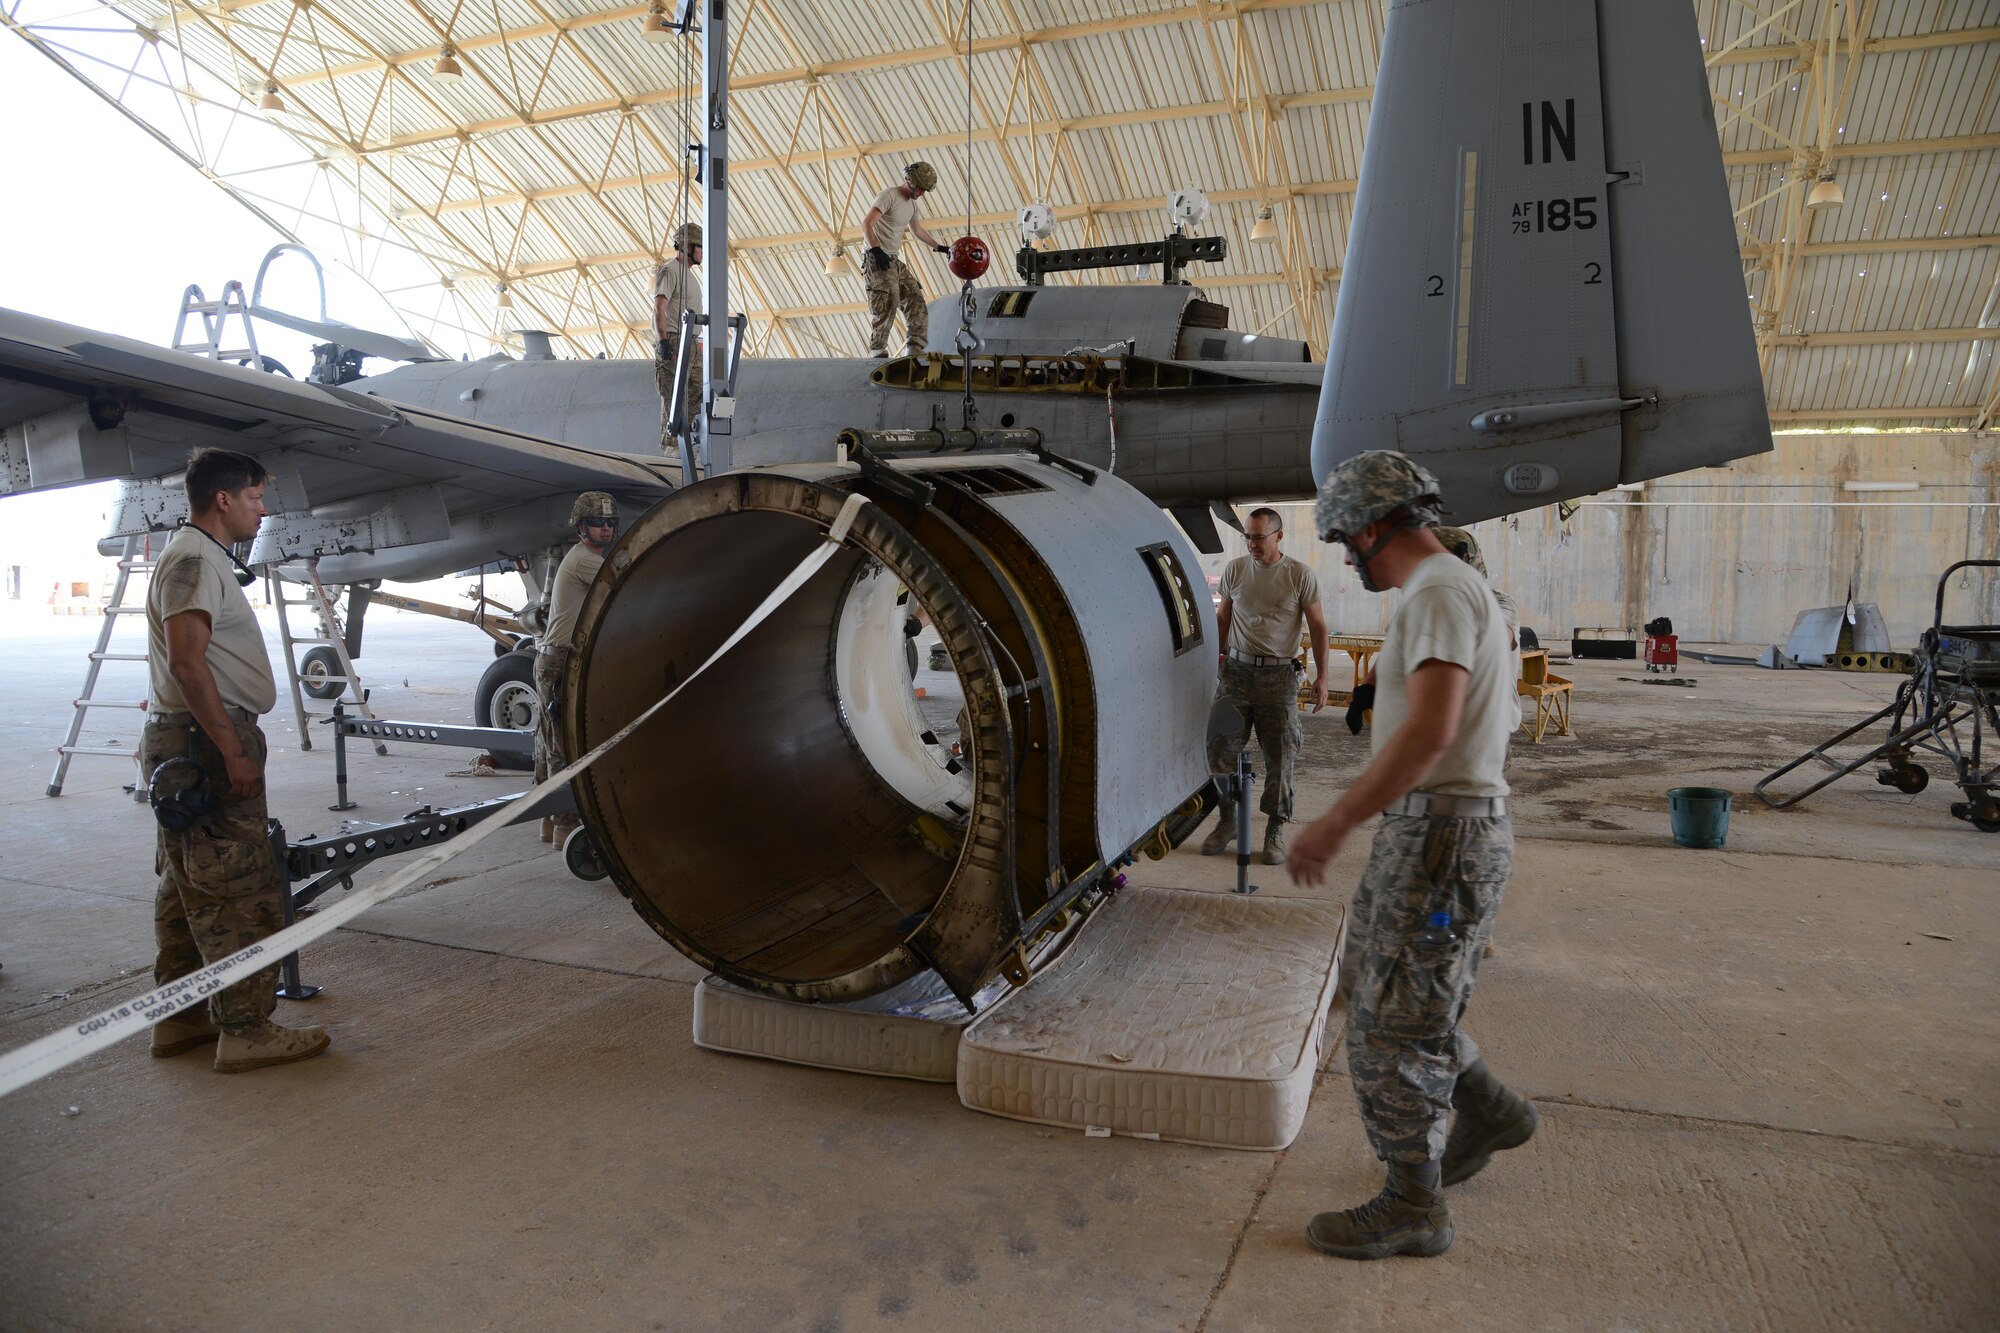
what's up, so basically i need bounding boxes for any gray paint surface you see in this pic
[1313,0,1771,525]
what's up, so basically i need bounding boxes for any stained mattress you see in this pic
[692,969,987,1083]
[955,886,1346,1150]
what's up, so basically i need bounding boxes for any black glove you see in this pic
[902,615,922,639]
[934,241,950,254]
[865,246,890,272]
[655,338,672,359]
[1345,682,1375,736]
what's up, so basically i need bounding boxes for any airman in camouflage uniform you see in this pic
[144,447,329,1072]
[858,163,951,358]
[1286,451,1536,1261]
[537,492,618,845]
[653,223,703,455]
[1201,508,1329,864]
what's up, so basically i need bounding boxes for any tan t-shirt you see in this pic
[147,525,277,715]
[869,186,919,258]
[1219,554,1321,660]
[542,540,604,652]
[653,258,703,339]
[1371,552,1515,798]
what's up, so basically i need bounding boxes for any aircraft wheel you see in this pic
[475,652,540,772]
[564,825,610,880]
[1893,764,1929,795]
[300,647,344,700]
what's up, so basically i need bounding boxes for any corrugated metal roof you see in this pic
[5,0,1996,421]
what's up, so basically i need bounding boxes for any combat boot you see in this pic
[1262,819,1288,866]
[1306,1160,1453,1260]
[1200,807,1236,856]
[150,1009,218,1058]
[214,1020,331,1074]
[1442,1058,1538,1186]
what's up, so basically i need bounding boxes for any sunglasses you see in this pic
[584,518,617,529]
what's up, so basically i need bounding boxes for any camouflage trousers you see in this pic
[1342,813,1513,1163]
[1207,659,1301,822]
[533,647,570,786]
[654,339,700,453]
[140,716,283,1032]
[864,258,927,356]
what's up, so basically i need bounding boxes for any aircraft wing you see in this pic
[0,307,678,545]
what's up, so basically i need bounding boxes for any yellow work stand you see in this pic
[1297,634,1576,743]
[1517,649,1574,743]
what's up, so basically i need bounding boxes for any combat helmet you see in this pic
[1314,450,1444,591]
[568,491,618,527]
[1434,526,1488,577]
[904,161,939,192]
[670,222,702,252]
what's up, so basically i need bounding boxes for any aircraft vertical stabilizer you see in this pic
[1599,1,1772,483]
[1312,0,1769,524]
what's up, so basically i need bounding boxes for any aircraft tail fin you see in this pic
[1312,0,1768,524]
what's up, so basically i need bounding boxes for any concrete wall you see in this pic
[1202,431,1999,649]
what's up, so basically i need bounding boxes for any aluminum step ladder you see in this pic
[172,280,261,367]
[47,535,154,797]
[269,561,385,755]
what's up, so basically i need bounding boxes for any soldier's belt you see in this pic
[150,705,257,726]
[1385,791,1507,819]
[1226,648,1301,669]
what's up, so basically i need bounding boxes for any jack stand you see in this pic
[269,817,321,1000]
[328,699,363,811]
[1218,750,1259,896]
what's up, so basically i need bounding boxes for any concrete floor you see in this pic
[1,599,1996,1329]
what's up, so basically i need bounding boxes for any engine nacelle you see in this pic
[565,455,1217,1004]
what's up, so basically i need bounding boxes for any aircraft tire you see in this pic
[300,647,345,700]
[475,651,540,772]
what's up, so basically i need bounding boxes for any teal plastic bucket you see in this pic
[1668,787,1732,848]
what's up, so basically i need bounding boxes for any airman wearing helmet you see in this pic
[536,492,620,845]
[1289,450,1536,1266]
[857,162,953,358]
[653,225,705,455]
[1436,525,1520,650]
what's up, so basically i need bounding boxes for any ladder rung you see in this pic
[58,745,139,757]
[104,606,147,615]
[117,560,156,572]
[182,301,222,314]
[89,652,150,662]
[73,699,148,708]
[285,638,336,648]
[213,349,256,361]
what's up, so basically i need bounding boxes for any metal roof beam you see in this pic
[1766,407,1979,421]
[1767,326,2000,346]
[223,0,1336,92]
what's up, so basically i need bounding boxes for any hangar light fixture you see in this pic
[642,4,673,42]
[434,45,465,82]
[496,284,515,309]
[258,82,285,114]
[1806,174,1845,210]
[824,245,854,277]
[1250,204,1279,243]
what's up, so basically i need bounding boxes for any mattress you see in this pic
[692,969,990,1083]
[956,886,1347,1150]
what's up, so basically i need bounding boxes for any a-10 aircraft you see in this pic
[0,0,1767,736]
